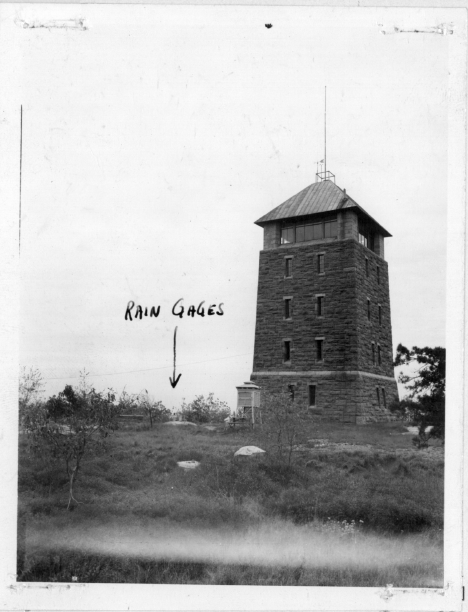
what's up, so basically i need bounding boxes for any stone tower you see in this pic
[250,177,399,423]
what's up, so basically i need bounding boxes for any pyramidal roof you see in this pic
[255,180,391,237]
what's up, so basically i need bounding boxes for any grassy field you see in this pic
[17,419,444,586]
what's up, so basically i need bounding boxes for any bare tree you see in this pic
[259,391,309,466]
[136,390,170,428]
[19,366,45,420]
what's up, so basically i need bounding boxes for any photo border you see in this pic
[0,3,465,610]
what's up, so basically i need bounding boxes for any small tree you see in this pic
[259,391,309,466]
[391,344,446,448]
[117,387,138,414]
[23,372,120,509]
[180,393,230,423]
[19,366,45,421]
[136,390,171,427]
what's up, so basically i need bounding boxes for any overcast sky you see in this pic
[10,4,453,409]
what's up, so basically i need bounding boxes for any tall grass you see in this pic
[17,419,444,585]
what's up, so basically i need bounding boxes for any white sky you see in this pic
[10,5,451,409]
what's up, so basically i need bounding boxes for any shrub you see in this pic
[180,394,230,424]
[119,390,171,428]
[22,372,121,510]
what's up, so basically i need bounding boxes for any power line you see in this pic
[41,352,253,381]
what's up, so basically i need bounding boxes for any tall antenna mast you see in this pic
[324,86,327,178]
[315,86,335,184]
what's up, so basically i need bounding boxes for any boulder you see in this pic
[234,446,266,457]
[177,460,200,469]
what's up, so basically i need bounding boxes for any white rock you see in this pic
[177,460,200,469]
[234,445,266,457]
[406,426,433,434]
[163,421,197,427]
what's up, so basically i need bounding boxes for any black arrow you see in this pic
[169,326,182,388]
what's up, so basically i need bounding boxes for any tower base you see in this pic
[250,370,399,424]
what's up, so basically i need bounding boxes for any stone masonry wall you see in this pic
[250,372,399,423]
[340,210,359,241]
[252,239,360,372]
[353,243,394,377]
[251,236,399,422]
[354,375,399,423]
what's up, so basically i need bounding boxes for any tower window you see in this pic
[376,387,380,407]
[304,225,314,241]
[318,254,325,274]
[316,339,324,361]
[308,385,316,407]
[358,222,376,252]
[312,223,323,240]
[281,226,295,244]
[284,298,292,319]
[382,388,386,408]
[283,340,291,363]
[317,295,324,317]
[365,257,369,277]
[288,384,296,401]
[296,224,305,242]
[372,342,375,365]
[285,257,293,278]
[377,344,382,365]
[377,266,380,285]
[378,305,382,325]
[324,220,337,238]
[281,217,337,245]
[367,299,371,320]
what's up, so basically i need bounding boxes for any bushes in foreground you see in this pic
[180,394,230,423]
[18,430,444,535]
[17,419,444,586]
[195,451,443,534]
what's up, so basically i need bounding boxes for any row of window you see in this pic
[280,218,378,254]
[283,339,385,365]
[288,383,317,407]
[285,255,381,284]
[283,295,324,319]
[283,339,323,363]
[287,384,387,409]
[281,218,338,245]
[284,296,382,324]
[285,255,324,277]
